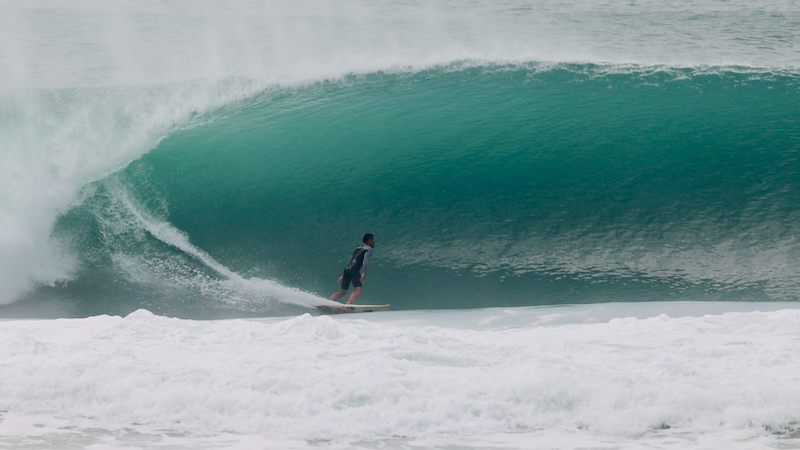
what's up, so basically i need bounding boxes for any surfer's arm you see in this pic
[361,248,372,278]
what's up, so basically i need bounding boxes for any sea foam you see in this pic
[1,305,799,448]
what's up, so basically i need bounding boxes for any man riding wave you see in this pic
[329,233,375,305]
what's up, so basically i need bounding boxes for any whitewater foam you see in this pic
[0,81,274,305]
[96,177,334,310]
[1,304,800,449]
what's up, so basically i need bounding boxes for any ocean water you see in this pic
[2,0,800,448]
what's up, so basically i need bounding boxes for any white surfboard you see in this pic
[316,304,390,314]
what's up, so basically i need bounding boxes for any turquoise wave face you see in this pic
[21,64,800,317]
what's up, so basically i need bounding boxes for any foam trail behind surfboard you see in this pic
[108,178,336,308]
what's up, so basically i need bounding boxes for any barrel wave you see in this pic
[7,64,797,318]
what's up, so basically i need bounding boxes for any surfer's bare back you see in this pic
[329,233,375,304]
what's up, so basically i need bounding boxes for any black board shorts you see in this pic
[341,268,362,289]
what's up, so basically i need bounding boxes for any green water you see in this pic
[19,65,800,316]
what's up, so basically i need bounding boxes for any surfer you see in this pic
[329,233,375,304]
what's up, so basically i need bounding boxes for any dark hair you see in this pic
[363,233,374,244]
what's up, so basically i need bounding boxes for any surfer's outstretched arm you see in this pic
[362,249,371,274]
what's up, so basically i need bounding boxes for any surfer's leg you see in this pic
[329,289,347,301]
[346,287,362,304]
[331,270,353,301]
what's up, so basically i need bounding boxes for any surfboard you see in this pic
[316,304,390,314]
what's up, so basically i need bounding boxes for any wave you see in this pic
[3,1,800,317]
[2,64,796,317]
